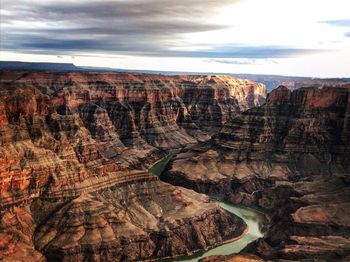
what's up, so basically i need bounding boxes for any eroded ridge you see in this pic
[163,85,350,261]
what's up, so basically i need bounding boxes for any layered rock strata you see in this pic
[0,71,262,261]
[1,178,245,261]
[0,71,265,207]
[0,71,266,147]
[162,85,350,260]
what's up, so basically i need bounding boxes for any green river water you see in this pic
[149,151,268,262]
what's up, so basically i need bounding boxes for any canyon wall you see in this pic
[0,71,264,261]
[0,71,265,207]
[0,71,266,147]
[163,85,350,260]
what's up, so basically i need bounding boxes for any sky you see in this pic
[0,0,350,77]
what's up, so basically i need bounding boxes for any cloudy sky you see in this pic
[1,0,350,77]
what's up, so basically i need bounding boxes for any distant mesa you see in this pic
[1,61,349,91]
[0,61,80,71]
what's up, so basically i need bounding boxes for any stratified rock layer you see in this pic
[0,71,262,261]
[1,178,245,261]
[163,85,350,260]
[0,71,266,147]
[0,71,265,207]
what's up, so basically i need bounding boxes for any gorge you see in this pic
[163,84,350,261]
[1,70,350,261]
[0,71,264,261]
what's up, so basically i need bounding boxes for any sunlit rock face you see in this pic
[163,85,350,260]
[0,71,264,261]
[0,71,266,146]
[0,71,265,207]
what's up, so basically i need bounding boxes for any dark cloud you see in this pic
[3,34,324,58]
[1,0,325,59]
[321,19,350,27]
[1,0,234,56]
[1,0,233,35]
[176,45,324,59]
[346,31,350,37]
[2,0,235,21]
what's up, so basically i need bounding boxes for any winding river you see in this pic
[149,151,268,262]
[173,202,267,261]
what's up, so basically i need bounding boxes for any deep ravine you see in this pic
[149,152,268,262]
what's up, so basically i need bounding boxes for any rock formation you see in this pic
[0,71,264,261]
[163,85,350,260]
[1,177,246,261]
[0,71,265,207]
[0,71,266,147]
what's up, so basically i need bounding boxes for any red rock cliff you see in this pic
[0,71,263,261]
[162,84,350,261]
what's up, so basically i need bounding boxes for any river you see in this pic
[172,202,267,261]
[149,151,268,262]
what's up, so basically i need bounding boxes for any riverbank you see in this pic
[171,202,267,262]
[149,149,181,176]
[149,152,268,262]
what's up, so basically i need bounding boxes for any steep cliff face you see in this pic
[163,85,350,260]
[0,71,266,146]
[0,86,160,208]
[216,85,350,165]
[164,85,350,194]
[0,71,263,261]
[0,71,265,208]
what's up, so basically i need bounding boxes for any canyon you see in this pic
[0,71,265,261]
[163,84,350,261]
[1,69,350,262]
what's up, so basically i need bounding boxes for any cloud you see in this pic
[1,0,235,56]
[1,0,325,59]
[321,19,350,38]
[2,0,236,21]
[321,19,350,27]
[2,33,325,58]
[176,45,324,59]
[205,58,278,65]
[1,0,233,35]
[320,19,350,40]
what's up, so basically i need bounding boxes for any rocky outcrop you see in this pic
[0,206,46,262]
[242,175,350,261]
[0,71,262,261]
[163,85,350,260]
[1,179,245,261]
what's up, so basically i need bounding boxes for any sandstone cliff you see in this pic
[163,85,350,260]
[0,71,264,261]
[0,71,265,207]
[0,71,266,147]
[1,177,245,261]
